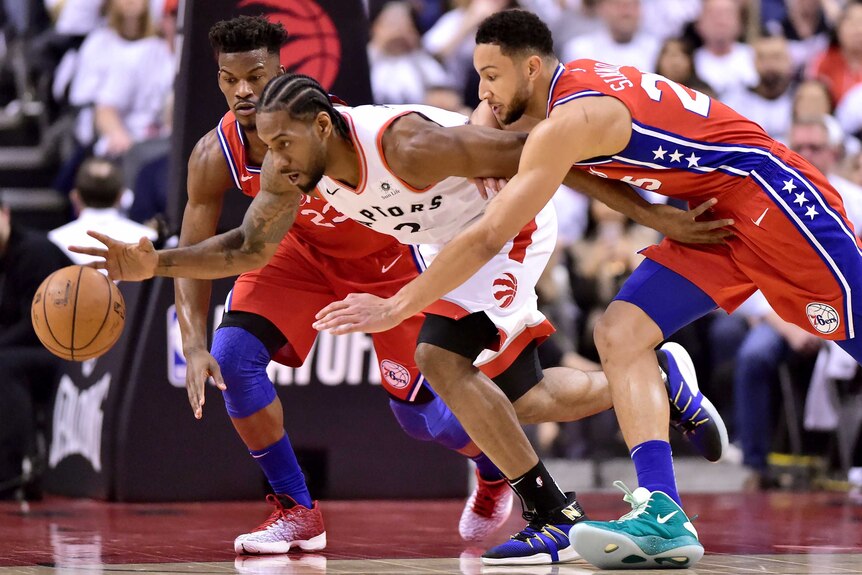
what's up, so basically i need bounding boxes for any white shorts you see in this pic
[415,203,558,378]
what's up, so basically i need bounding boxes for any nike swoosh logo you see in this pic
[241,174,254,182]
[381,254,402,273]
[752,207,768,226]
[657,510,679,524]
[588,166,608,178]
[251,451,270,459]
[326,187,340,195]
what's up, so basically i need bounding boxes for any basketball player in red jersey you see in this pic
[313,9,862,569]
[174,15,516,554]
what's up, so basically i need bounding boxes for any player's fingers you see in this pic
[313,311,361,331]
[471,178,490,200]
[688,198,718,217]
[327,322,360,335]
[210,364,226,390]
[68,245,107,256]
[696,218,735,230]
[86,230,115,246]
[315,300,350,319]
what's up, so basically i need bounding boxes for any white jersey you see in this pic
[317,104,489,245]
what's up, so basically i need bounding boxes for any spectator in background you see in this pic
[807,2,862,105]
[423,0,512,107]
[0,202,72,500]
[423,84,470,114]
[49,158,157,266]
[792,77,834,119]
[562,0,660,73]
[654,37,714,96]
[367,1,451,105]
[763,0,831,72]
[836,81,862,139]
[640,0,702,42]
[694,0,757,99]
[723,36,796,141]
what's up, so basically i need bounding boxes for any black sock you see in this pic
[508,460,567,518]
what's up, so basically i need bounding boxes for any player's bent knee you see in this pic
[594,304,652,356]
[414,343,463,388]
[211,326,277,419]
[511,388,544,424]
[389,395,470,451]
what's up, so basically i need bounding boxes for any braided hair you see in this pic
[258,73,350,139]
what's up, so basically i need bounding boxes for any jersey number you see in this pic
[640,73,710,117]
[301,202,350,228]
[620,175,662,191]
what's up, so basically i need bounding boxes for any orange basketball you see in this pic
[31,265,126,361]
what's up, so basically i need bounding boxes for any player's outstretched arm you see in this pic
[563,170,735,244]
[314,96,629,334]
[70,153,302,280]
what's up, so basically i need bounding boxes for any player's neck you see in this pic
[241,126,269,166]
[325,133,361,188]
[529,62,559,119]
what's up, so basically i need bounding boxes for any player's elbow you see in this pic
[477,222,510,257]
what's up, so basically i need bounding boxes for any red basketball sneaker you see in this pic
[234,494,326,554]
[459,470,514,541]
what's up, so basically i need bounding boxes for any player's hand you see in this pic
[69,231,158,281]
[472,177,508,200]
[313,293,405,334]
[184,347,226,420]
[649,199,735,244]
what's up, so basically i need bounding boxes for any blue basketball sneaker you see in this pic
[569,481,703,570]
[481,492,586,565]
[658,342,728,462]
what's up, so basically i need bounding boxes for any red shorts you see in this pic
[643,147,862,340]
[226,232,426,400]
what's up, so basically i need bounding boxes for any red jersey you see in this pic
[550,59,782,205]
[215,111,396,258]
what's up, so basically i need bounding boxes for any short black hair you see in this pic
[259,73,350,139]
[209,15,289,56]
[74,158,123,208]
[475,9,554,58]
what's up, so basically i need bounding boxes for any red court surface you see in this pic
[1,491,861,574]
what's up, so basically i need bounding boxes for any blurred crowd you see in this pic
[1,0,862,499]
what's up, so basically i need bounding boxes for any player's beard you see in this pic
[499,82,530,126]
[297,152,326,194]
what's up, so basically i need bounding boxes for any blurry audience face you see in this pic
[217,49,283,132]
[754,36,793,94]
[424,86,468,114]
[600,0,641,44]
[474,45,534,126]
[107,0,152,39]
[793,80,833,120]
[838,4,862,56]
[656,39,693,84]
[849,152,862,186]
[370,2,420,56]
[696,0,742,51]
[790,121,837,175]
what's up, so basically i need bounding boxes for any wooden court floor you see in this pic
[1,491,860,574]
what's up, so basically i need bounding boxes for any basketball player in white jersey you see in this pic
[71,73,729,565]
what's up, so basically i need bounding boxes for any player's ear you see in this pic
[316,111,332,137]
[526,55,543,80]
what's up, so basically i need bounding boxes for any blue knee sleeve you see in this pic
[211,326,277,418]
[389,395,471,451]
[615,258,718,339]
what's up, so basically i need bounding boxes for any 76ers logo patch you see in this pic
[493,273,518,309]
[381,359,411,389]
[807,302,839,334]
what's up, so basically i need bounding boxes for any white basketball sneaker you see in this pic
[234,494,326,555]
[459,470,514,541]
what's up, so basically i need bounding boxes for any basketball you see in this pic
[31,265,126,361]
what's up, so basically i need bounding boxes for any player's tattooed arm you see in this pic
[72,153,301,280]
[158,152,301,276]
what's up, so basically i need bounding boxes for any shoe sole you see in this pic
[570,523,703,569]
[662,341,729,462]
[481,544,580,565]
[234,532,327,554]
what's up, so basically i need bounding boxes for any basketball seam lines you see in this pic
[78,272,114,351]
[42,271,67,352]
[69,266,83,361]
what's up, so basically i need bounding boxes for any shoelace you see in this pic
[510,521,568,545]
[610,481,650,523]
[254,494,291,531]
[472,480,504,518]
